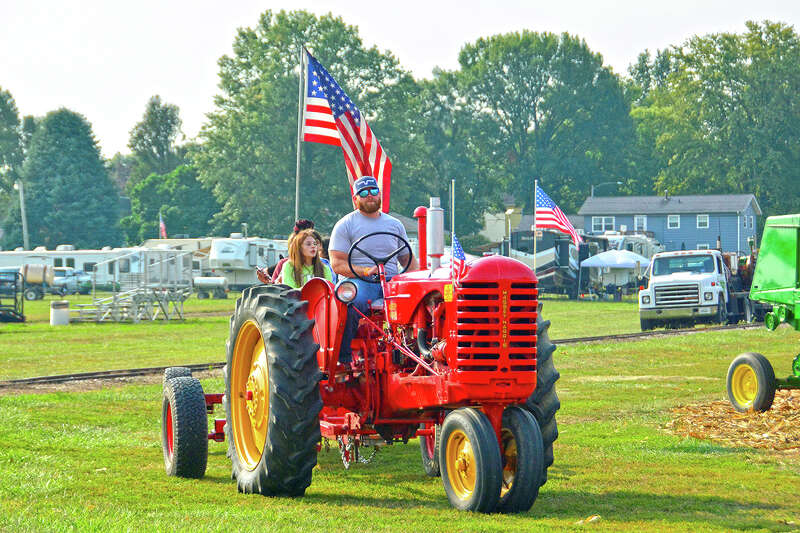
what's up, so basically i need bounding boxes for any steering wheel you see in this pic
[348,231,413,282]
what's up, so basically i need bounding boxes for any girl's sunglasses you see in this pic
[357,187,381,198]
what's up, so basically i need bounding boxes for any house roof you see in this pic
[577,194,761,216]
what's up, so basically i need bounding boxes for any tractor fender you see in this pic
[301,278,348,374]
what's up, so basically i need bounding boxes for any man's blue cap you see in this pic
[353,175,379,194]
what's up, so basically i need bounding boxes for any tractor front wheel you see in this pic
[497,406,544,513]
[161,376,208,478]
[224,285,322,496]
[439,408,502,513]
[727,352,776,412]
[419,422,441,477]
[524,304,560,486]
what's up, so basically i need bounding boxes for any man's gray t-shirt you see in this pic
[330,211,410,277]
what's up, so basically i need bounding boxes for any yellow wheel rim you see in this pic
[445,429,477,500]
[231,320,269,471]
[500,428,517,497]
[731,364,758,408]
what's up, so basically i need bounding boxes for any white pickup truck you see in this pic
[638,249,733,330]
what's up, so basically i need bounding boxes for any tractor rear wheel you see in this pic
[497,406,544,513]
[419,422,441,477]
[439,408,502,513]
[523,304,560,486]
[727,352,776,412]
[224,285,322,496]
[161,376,208,478]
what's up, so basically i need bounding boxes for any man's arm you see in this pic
[330,250,377,278]
[398,252,418,272]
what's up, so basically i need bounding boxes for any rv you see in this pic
[142,234,288,292]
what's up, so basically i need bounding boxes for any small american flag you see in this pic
[535,187,582,245]
[451,234,467,281]
[302,50,391,212]
[159,212,167,239]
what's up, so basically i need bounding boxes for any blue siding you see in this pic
[584,207,758,253]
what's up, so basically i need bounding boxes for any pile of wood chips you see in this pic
[667,390,800,452]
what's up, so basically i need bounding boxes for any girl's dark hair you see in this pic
[293,219,315,233]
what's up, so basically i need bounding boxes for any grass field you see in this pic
[1,294,798,531]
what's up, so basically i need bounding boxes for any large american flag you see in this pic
[535,187,583,245]
[302,50,391,212]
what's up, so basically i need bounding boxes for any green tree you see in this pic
[456,31,635,213]
[635,21,800,216]
[0,88,23,193]
[2,109,121,249]
[128,95,184,188]
[120,165,220,244]
[194,9,429,238]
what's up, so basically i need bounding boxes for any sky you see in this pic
[2,0,798,158]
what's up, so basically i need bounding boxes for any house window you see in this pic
[634,215,647,232]
[83,262,96,272]
[743,216,747,228]
[119,258,130,273]
[66,258,75,268]
[749,216,754,230]
[108,261,115,275]
[592,216,615,232]
[697,243,710,250]
[697,214,709,229]
[668,215,680,229]
[54,258,63,267]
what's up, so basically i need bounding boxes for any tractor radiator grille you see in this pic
[654,283,700,305]
[455,281,537,373]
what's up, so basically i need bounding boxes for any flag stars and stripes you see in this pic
[535,186,583,245]
[301,50,392,212]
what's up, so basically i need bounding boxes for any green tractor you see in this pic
[727,214,800,412]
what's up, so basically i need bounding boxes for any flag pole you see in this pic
[533,179,538,272]
[450,178,455,246]
[294,45,306,221]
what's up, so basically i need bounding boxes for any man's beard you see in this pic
[358,197,381,214]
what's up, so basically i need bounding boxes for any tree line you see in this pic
[0,12,797,252]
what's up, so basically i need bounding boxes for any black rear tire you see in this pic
[524,303,560,486]
[163,367,192,390]
[497,406,544,513]
[224,284,322,496]
[161,376,208,478]
[439,408,502,513]
[419,422,441,477]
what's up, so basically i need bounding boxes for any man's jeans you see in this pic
[338,277,383,363]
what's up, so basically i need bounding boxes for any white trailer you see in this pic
[142,234,288,293]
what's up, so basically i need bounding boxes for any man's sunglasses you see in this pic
[357,187,381,198]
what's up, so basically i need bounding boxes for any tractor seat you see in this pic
[370,298,385,310]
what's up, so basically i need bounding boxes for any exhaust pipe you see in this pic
[427,197,444,271]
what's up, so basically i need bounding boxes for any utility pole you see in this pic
[15,180,29,250]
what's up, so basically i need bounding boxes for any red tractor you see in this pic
[161,200,560,513]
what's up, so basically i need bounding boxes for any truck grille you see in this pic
[455,281,537,373]
[654,283,700,305]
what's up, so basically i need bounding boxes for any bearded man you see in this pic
[329,175,418,363]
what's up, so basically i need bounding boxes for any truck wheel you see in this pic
[161,376,208,478]
[439,408,502,513]
[196,291,208,300]
[640,317,654,331]
[726,352,776,412]
[717,302,728,325]
[224,284,322,496]
[163,367,192,390]
[419,422,440,477]
[523,304,560,486]
[496,406,544,513]
[23,288,38,301]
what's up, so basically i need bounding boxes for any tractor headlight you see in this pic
[704,292,713,301]
[642,295,650,304]
[335,280,358,303]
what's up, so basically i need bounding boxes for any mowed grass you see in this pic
[1,317,799,531]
